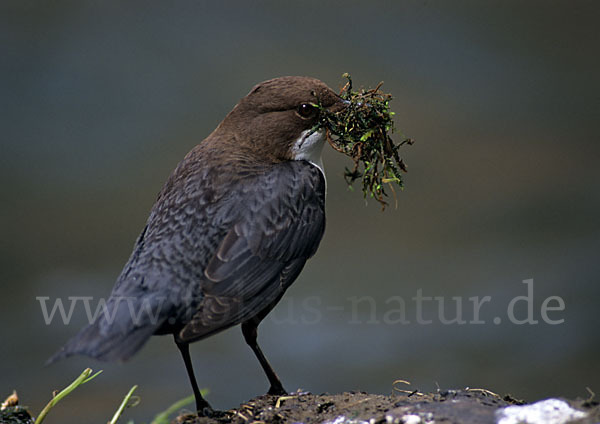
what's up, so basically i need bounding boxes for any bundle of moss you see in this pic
[317,74,413,208]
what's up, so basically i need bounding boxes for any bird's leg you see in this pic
[241,320,287,396]
[175,339,214,416]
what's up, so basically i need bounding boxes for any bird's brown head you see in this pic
[210,76,344,167]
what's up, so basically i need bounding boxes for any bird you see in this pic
[49,76,346,416]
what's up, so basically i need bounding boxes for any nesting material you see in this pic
[316,74,413,208]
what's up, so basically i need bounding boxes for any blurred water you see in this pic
[1,1,599,423]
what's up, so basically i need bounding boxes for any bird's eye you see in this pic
[297,103,317,119]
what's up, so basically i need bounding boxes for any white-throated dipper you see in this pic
[49,76,345,416]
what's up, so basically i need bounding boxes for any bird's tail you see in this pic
[47,293,169,364]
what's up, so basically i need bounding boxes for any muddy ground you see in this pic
[1,388,598,424]
[173,389,600,424]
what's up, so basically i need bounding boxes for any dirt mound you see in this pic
[173,389,599,424]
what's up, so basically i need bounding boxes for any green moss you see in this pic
[316,74,413,208]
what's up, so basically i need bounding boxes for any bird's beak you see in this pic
[327,97,350,114]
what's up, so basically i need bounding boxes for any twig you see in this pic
[392,379,424,396]
[275,395,296,409]
[466,388,501,398]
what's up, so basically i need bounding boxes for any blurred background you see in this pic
[1,1,599,422]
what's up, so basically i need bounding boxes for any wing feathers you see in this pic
[178,161,325,343]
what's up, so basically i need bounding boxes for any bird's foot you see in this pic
[197,405,226,418]
[194,399,225,418]
[267,384,288,396]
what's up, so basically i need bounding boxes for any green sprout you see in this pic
[317,73,413,208]
[2,369,199,424]
[36,368,103,424]
[109,385,140,424]
[147,393,196,424]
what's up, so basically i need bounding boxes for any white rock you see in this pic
[495,398,587,424]
[321,415,371,424]
[400,414,427,424]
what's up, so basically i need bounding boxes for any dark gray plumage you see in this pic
[51,160,325,362]
[50,76,344,416]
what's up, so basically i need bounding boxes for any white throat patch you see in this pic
[291,129,326,177]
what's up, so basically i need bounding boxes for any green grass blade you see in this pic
[150,392,204,424]
[108,385,138,424]
[36,368,103,424]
